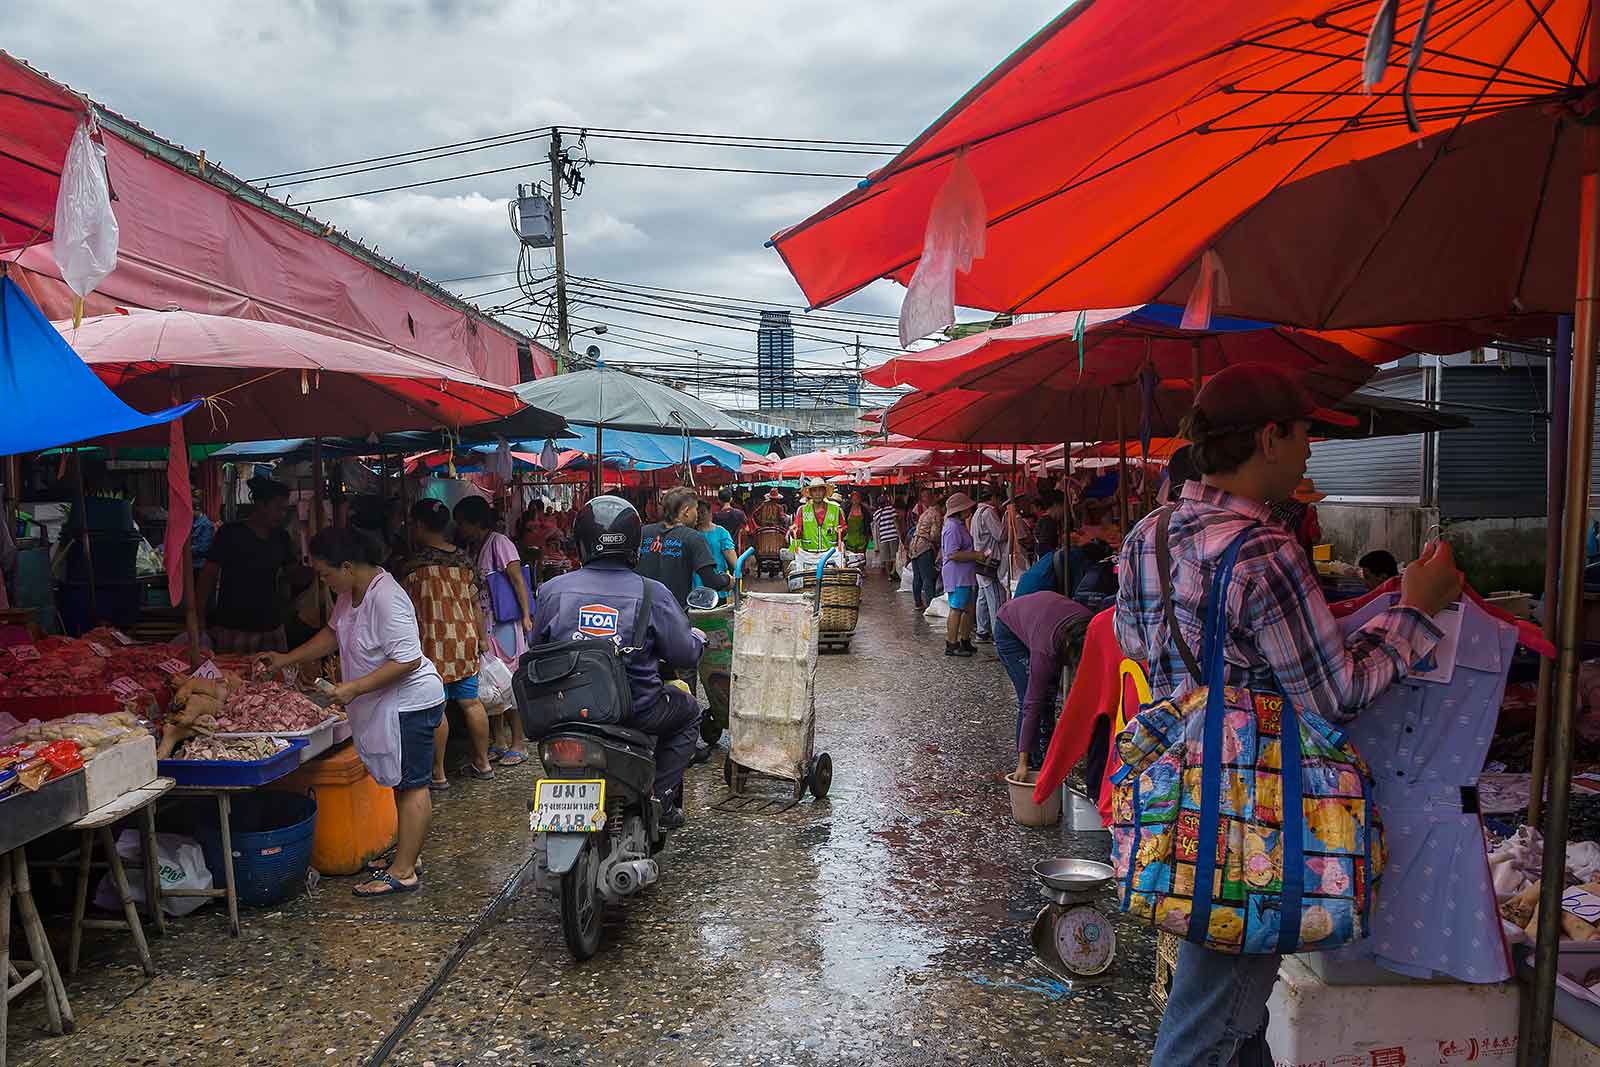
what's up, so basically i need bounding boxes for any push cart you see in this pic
[688,549,754,746]
[753,526,787,580]
[719,567,833,809]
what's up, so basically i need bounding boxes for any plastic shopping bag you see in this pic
[94,831,212,917]
[478,652,515,711]
[54,123,120,313]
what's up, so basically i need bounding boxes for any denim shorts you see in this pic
[947,585,977,611]
[443,675,480,702]
[397,702,445,791]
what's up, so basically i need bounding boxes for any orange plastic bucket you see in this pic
[281,743,396,875]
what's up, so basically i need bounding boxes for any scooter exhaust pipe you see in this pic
[606,858,659,897]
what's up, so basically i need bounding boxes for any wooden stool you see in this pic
[2,846,75,1067]
[65,779,174,978]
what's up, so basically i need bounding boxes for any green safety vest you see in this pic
[794,500,843,552]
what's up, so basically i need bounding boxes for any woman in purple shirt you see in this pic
[995,591,1094,779]
[940,492,984,658]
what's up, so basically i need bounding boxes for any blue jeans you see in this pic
[995,622,1054,768]
[911,550,938,608]
[1154,941,1279,1066]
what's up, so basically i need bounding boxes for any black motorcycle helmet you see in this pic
[574,494,642,565]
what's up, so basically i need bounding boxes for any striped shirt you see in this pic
[873,504,900,544]
[1114,482,1442,725]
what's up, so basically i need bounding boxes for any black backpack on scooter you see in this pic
[514,577,653,740]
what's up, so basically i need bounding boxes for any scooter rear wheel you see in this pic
[559,839,603,960]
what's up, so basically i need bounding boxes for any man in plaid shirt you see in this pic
[1115,363,1461,1067]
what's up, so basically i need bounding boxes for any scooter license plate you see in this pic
[531,778,607,833]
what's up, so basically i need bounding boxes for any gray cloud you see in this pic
[11,0,1059,400]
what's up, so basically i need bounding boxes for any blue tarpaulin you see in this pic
[492,426,748,472]
[0,276,197,457]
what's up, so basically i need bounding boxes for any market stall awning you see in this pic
[0,277,194,456]
[770,450,861,478]
[0,53,87,252]
[520,425,754,472]
[513,365,749,438]
[770,0,1591,330]
[56,307,523,444]
[864,305,1379,395]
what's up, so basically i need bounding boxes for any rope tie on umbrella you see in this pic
[1400,0,1438,133]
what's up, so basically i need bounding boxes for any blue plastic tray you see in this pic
[158,738,307,788]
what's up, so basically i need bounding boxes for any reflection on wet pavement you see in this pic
[8,576,1159,1066]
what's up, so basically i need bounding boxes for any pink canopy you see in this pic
[770,450,861,478]
[58,308,522,444]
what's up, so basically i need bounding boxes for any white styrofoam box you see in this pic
[1267,955,1520,1066]
[83,734,157,812]
[1556,1022,1600,1066]
[729,592,816,781]
[1300,951,1427,986]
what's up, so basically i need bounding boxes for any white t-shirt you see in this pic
[330,570,445,785]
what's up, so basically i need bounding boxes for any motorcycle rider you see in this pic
[527,495,705,829]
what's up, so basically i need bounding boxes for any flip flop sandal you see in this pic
[353,872,420,898]
[429,778,451,792]
[365,855,423,876]
[487,745,507,761]
[461,764,495,781]
[496,749,528,767]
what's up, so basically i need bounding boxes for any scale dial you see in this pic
[1053,905,1115,976]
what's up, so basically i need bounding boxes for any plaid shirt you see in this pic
[1114,483,1442,725]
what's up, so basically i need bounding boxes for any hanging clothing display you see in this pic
[1323,592,1518,983]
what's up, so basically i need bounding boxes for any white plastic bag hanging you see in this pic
[1180,248,1230,330]
[53,123,120,324]
[899,155,986,347]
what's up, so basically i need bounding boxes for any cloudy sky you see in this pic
[11,1,1061,404]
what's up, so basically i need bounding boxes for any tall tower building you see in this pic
[757,310,796,410]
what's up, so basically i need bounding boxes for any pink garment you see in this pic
[479,531,526,666]
[164,417,192,607]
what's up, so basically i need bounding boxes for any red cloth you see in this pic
[163,416,192,607]
[1328,576,1554,660]
[1033,607,1150,825]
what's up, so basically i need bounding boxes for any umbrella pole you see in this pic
[74,447,97,623]
[1062,440,1073,596]
[1117,395,1129,533]
[312,438,324,537]
[594,425,604,498]
[1525,119,1600,1067]
[1530,314,1572,826]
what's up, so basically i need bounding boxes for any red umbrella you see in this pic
[864,306,1377,394]
[882,383,1200,445]
[57,308,524,443]
[771,0,1592,331]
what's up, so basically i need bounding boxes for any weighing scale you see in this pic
[1029,858,1118,984]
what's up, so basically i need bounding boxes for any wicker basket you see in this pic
[801,569,863,633]
[754,526,787,557]
[1152,931,1181,1012]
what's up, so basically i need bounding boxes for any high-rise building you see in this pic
[757,310,796,410]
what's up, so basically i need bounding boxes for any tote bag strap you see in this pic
[1186,527,1250,945]
[1155,506,1203,680]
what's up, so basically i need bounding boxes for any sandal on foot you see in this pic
[366,856,423,876]
[353,872,419,897]
[429,778,450,792]
[461,764,495,781]
[496,749,528,767]
[487,745,507,761]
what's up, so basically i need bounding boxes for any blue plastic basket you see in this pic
[158,738,306,788]
[193,791,317,907]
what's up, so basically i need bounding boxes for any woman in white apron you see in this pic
[259,527,445,898]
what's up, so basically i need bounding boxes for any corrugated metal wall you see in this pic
[1437,364,1548,519]
[1307,373,1427,501]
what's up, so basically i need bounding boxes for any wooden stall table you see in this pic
[61,778,175,977]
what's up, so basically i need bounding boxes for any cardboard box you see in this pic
[83,734,157,812]
[1266,955,1520,1065]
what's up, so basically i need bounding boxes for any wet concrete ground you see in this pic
[9,576,1159,1066]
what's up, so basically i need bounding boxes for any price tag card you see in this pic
[8,644,40,662]
[107,676,143,699]
[1563,887,1600,924]
[157,657,190,675]
[87,641,112,658]
[195,660,224,681]
[110,629,135,646]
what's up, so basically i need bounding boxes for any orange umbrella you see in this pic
[771,0,1587,331]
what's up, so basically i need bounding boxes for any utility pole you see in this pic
[549,129,571,374]
[853,335,863,409]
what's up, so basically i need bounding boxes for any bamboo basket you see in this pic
[754,526,787,557]
[800,568,862,633]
